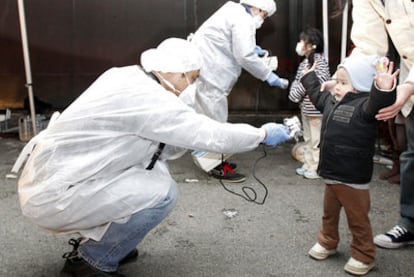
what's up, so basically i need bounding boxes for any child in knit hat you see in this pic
[300,55,400,276]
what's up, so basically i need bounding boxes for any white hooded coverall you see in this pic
[17,66,265,241]
[190,1,272,122]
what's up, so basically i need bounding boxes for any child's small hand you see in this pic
[320,79,336,93]
[303,61,317,75]
[374,60,400,90]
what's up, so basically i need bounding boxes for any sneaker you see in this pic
[61,238,136,276]
[212,161,237,170]
[372,154,393,166]
[119,248,139,265]
[374,225,414,249]
[295,167,306,176]
[209,162,246,183]
[308,242,336,260]
[226,161,237,170]
[344,257,374,276]
[304,170,320,179]
[61,257,125,276]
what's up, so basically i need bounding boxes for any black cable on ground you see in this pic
[219,144,269,205]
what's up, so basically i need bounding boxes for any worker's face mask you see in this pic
[178,74,196,99]
[157,73,190,96]
[253,15,264,29]
[161,77,181,95]
[178,83,197,104]
[295,41,305,56]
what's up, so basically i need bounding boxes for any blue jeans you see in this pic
[78,183,177,272]
[399,110,414,233]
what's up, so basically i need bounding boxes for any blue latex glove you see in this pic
[254,45,266,57]
[261,123,291,147]
[266,72,289,89]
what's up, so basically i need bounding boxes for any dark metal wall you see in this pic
[0,0,347,112]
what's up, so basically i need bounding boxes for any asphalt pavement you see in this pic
[0,134,412,277]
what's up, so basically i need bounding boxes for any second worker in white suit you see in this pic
[188,0,288,182]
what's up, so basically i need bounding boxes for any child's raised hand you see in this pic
[303,61,317,75]
[374,57,400,90]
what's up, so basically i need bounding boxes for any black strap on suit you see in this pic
[146,143,166,170]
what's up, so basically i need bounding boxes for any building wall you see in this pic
[0,0,348,112]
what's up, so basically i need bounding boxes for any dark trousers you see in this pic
[400,110,414,232]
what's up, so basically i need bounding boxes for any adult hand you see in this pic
[376,82,414,121]
[254,45,266,57]
[261,123,290,147]
[266,73,289,89]
[303,61,317,75]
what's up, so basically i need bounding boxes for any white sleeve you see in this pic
[135,78,266,154]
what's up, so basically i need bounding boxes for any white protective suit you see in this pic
[189,1,272,122]
[17,65,265,241]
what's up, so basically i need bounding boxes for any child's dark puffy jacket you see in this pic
[301,71,396,184]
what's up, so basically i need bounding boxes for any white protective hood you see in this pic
[17,65,265,240]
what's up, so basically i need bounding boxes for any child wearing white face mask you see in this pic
[288,27,330,179]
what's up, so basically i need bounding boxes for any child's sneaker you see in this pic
[344,257,374,276]
[303,170,320,179]
[295,167,306,176]
[374,225,414,249]
[308,242,336,260]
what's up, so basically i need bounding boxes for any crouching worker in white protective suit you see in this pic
[15,38,291,277]
[188,0,289,182]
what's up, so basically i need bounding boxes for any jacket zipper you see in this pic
[319,100,341,171]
